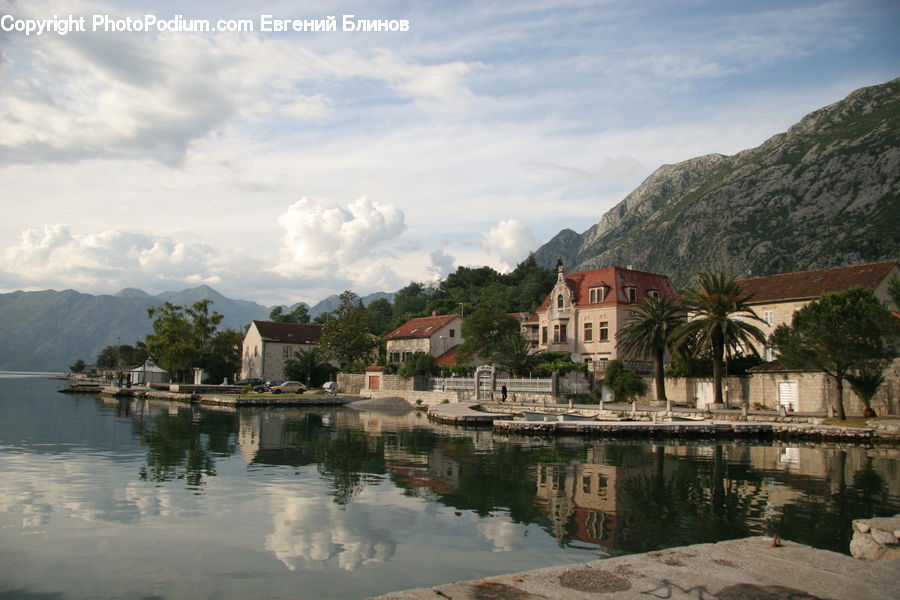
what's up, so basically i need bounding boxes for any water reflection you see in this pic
[1,377,899,600]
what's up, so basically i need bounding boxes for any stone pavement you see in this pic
[368,537,900,600]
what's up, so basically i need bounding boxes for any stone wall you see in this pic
[337,373,365,394]
[636,376,748,408]
[363,389,460,406]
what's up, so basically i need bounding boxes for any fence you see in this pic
[428,375,584,396]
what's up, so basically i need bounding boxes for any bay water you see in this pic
[1,373,898,599]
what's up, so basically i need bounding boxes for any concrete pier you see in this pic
[369,537,900,600]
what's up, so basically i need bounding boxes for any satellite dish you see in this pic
[571,353,583,363]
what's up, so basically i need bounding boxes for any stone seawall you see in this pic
[102,387,354,407]
[492,419,889,443]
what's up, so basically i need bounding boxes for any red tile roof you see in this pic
[737,261,898,304]
[537,266,679,312]
[252,321,323,344]
[384,314,461,340]
[435,345,459,366]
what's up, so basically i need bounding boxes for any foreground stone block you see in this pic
[851,515,900,561]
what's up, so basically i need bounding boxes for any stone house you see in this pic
[737,260,900,360]
[384,313,463,363]
[240,320,324,382]
[737,260,900,415]
[535,265,680,368]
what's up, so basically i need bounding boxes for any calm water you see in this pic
[1,374,898,600]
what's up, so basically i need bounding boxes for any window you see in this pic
[254,346,258,357]
[648,289,660,299]
[424,326,433,332]
[582,476,592,494]
[542,326,548,344]
[389,352,400,362]
[409,328,419,334]
[449,329,455,338]
[283,345,293,358]
[599,321,609,341]
[764,347,775,362]
[626,286,637,303]
[557,294,564,308]
[588,286,608,303]
[764,310,774,326]
[553,324,567,343]
[584,322,593,342]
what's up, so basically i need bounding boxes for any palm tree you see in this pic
[674,272,766,407]
[616,295,684,409]
[491,333,537,377]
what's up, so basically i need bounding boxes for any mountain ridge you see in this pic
[534,78,900,283]
[0,286,392,371]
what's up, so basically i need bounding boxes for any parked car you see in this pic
[322,381,338,395]
[251,380,284,393]
[270,381,306,394]
[236,378,265,387]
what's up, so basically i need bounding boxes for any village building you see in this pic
[509,312,540,349]
[384,313,464,364]
[240,320,324,382]
[737,260,900,361]
[535,265,680,368]
[738,260,900,415]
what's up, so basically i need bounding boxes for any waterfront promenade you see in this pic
[369,536,900,600]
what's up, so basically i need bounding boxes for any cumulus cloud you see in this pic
[275,197,405,276]
[2,224,223,290]
[482,220,539,271]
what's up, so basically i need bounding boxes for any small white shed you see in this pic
[129,361,170,385]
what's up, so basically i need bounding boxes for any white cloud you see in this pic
[482,220,539,271]
[3,224,224,290]
[275,197,406,276]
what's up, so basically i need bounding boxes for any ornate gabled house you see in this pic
[384,313,464,364]
[240,320,324,382]
[536,265,680,368]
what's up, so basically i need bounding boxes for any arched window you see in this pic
[557,294,564,308]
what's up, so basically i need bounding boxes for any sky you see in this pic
[1,0,898,306]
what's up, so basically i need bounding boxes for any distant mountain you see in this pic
[0,287,269,372]
[309,291,394,317]
[0,285,399,372]
[534,78,900,284]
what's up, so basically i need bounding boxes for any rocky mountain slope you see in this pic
[534,78,900,284]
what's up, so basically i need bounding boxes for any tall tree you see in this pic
[617,295,684,406]
[69,358,86,373]
[457,309,519,363]
[769,286,898,420]
[318,291,377,368]
[366,298,395,336]
[269,304,311,324]
[674,272,766,406]
[204,329,243,384]
[145,300,224,382]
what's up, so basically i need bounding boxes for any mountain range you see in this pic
[533,78,900,284]
[0,286,390,372]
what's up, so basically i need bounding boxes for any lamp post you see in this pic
[439,336,446,381]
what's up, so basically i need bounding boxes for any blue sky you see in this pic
[1,0,897,305]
